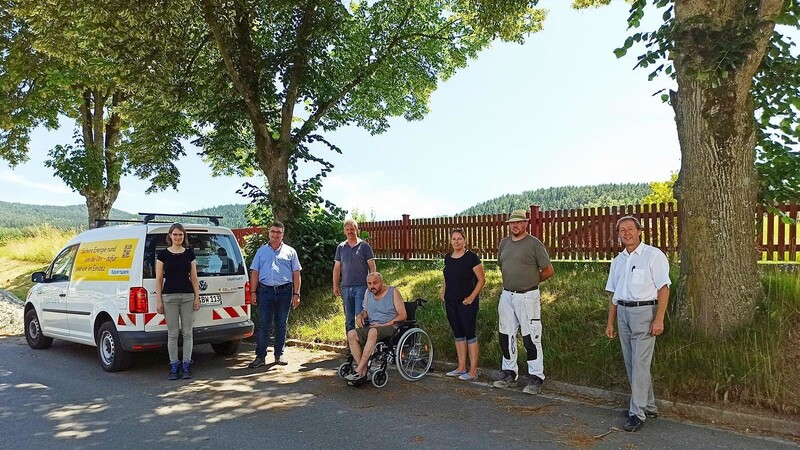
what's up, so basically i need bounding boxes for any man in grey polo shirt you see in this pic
[333,219,376,334]
[605,215,671,432]
[493,209,554,395]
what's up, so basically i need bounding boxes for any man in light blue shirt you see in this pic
[248,221,302,368]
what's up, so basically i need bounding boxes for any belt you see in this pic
[504,287,538,294]
[617,300,657,307]
[259,282,292,289]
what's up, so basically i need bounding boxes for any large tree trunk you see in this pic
[671,0,782,337]
[79,89,122,227]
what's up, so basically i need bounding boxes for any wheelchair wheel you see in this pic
[338,361,355,379]
[372,370,388,388]
[395,328,433,381]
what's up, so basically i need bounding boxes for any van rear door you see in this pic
[142,229,249,332]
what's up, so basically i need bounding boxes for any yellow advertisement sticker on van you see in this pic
[73,239,138,281]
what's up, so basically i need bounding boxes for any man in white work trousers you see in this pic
[492,209,554,395]
[605,215,670,432]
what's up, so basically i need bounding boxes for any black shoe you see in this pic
[248,356,265,368]
[623,415,644,432]
[168,362,180,380]
[275,354,288,366]
[623,410,659,419]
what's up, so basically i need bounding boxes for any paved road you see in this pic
[0,336,796,450]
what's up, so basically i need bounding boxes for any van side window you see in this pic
[48,245,79,283]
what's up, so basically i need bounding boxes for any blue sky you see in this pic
[0,1,680,220]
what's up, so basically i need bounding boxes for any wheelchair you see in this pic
[338,298,433,388]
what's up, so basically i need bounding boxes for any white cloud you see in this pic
[0,170,74,195]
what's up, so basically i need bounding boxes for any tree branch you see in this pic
[281,1,316,145]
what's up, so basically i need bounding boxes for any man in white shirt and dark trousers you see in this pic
[605,216,671,432]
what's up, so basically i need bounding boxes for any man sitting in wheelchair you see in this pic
[346,272,406,381]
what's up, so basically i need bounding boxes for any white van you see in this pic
[23,214,254,372]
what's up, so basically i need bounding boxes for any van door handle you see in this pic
[59,293,66,297]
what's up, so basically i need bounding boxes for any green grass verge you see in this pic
[287,260,800,414]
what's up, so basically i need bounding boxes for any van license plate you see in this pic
[199,294,222,306]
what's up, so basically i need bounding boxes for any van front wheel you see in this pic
[211,339,241,355]
[96,321,131,372]
[25,309,53,349]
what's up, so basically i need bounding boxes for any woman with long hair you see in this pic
[441,228,485,380]
[156,223,200,380]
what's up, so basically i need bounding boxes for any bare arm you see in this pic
[292,270,301,309]
[332,261,341,297]
[464,263,486,305]
[190,260,200,311]
[249,269,259,305]
[650,285,669,336]
[367,258,376,273]
[155,260,165,314]
[605,292,617,339]
[539,264,554,283]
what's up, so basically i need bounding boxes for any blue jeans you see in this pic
[255,285,293,358]
[342,285,367,332]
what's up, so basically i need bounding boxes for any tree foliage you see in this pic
[575,0,800,205]
[0,0,199,225]
[642,172,677,204]
[460,183,652,215]
[191,0,546,224]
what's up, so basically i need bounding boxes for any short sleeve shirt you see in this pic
[498,235,551,291]
[443,251,481,303]
[605,242,671,305]
[334,239,375,287]
[250,242,302,286]
[157,248,196,294]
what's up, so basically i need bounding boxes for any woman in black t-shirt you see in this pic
[441,228,485,381]
[156,223,200,380]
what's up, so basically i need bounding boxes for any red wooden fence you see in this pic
[232,202,799,262]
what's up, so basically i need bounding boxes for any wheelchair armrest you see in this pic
[394,320,417,328]
[414,298,428,307]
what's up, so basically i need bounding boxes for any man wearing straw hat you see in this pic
[493,209,554,395]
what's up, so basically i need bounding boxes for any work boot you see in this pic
[181,361,192,379]
[168,362,180,380]
[492,370,518,388]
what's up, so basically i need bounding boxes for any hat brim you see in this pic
[505,218,528,223]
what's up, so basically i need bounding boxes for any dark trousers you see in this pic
[255,285,293,358]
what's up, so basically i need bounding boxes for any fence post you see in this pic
[529,204,543,239]
[402,214,411,261]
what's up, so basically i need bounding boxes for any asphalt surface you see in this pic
[0,336,796,450]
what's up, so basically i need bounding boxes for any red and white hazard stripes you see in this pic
[117,313,138,327]
[144,312,167,327]
[212,305,249,320]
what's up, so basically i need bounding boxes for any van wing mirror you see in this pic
[31,272,46,283]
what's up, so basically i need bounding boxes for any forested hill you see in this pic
[460,183,651,215]
[0,201,249,229]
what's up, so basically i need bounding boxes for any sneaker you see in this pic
[248,356,266,368]
[446,369,467,377]
[168,362,180,380]
[275,354,288,366]
[458,372,477,381]
[492,370,518,388]
[623,415,644,432]
[522,375,543,395]
[181,361,192,379]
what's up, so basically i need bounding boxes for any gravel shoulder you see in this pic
[0,289,24,336]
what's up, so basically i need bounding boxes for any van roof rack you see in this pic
[95,219,146,228]
[139,213,223,226]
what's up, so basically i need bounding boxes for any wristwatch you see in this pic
[293,292,300,297]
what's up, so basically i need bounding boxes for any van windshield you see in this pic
[143,232,246,278]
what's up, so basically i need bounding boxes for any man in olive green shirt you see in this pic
[493,209,554,395]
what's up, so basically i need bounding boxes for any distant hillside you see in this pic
[0,201,249,229]
[460,183,652,215]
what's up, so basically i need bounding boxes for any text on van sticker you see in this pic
[73,239,139,281]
